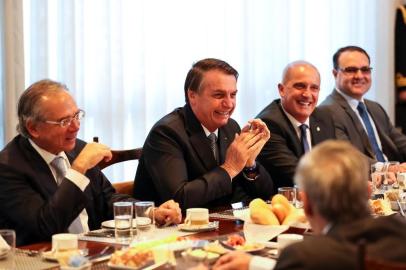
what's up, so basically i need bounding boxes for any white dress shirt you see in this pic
[281,106,312,151]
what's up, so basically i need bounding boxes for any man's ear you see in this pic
[278,83,285,97]
[26,120,39,138]
[332,69,338,79]
[187,89,196,105]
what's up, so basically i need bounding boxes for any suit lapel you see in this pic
[184,105,218,170]
[276,101,303,156]
[331,90,375,158]
[20,137,59,194]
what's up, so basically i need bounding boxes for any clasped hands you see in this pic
[221,119,270,179]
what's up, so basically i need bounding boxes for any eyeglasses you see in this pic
[338,66,373,75]
[44,110,85,127]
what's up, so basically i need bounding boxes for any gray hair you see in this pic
[294,140,370,224]
[17,79,69,138]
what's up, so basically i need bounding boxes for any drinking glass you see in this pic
[278,187,296,205]
[294,185,303,208]
[114,202,133,244]
[0,229,15,270]
[134,201,155,242]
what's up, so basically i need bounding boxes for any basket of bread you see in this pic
[249,195,307,226]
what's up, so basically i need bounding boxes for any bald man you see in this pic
[256,61,336,189]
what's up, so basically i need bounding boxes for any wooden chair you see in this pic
[358,239,406,270]
[96,147,142,196]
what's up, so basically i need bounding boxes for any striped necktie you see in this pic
[208,133,219,164]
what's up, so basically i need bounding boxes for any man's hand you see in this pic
[71,142,112,174]
[154,200,182,225]
[241,119,271,166]
[213,251,252,270]
[221,119,270,179]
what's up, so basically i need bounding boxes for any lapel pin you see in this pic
[317,126,320,132]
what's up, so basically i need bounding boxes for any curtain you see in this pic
[1,0,402,181]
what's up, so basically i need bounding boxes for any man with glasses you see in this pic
[320,45,406,163]
[0,79,181,246]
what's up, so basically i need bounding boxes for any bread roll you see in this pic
[251,207,280,225]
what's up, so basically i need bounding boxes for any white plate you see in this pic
[221,241,266,253]
[42,249,88,262]
[101,220,137,229]
[107,261,164,270]
[178,222,218,232]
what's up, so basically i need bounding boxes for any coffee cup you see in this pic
[52,233,78,252]
[184,208,209,226]
[277,233,303,251]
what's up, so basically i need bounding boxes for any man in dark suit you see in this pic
[256,61,335,189]
[212,141,406,270]
[319,45,406,163]
[0,80,181,246]
[134,58,274,210]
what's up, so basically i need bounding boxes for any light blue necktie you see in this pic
[51,156,84,233]
[357,102,385,162]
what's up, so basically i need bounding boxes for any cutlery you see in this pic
[396,199,405,217]
[86,246,114,262]
[84,231,114,238]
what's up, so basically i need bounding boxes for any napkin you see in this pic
[0,235,10,250]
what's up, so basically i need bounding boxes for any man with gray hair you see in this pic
[212,140,406,270]
[0,79,181,246]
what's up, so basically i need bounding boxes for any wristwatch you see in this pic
[243,162,259,181]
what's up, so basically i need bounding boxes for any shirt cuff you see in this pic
[249,256,277,270]
[65,168,90,191]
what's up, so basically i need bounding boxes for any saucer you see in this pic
[178,221,218,232]
[101,220,137,229]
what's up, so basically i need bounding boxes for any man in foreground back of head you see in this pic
[0,79,181,246]
[211,140,406,270]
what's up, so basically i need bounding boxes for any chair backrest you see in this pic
[96,147,142,196]
[97,148,143,170]
[358,239,406,270]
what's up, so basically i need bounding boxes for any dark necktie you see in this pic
[357,102,385,162]
[299,124,310,153]
[51,156,67,185]
[208,133,219,163]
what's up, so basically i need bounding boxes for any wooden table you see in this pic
[18,218,307,269]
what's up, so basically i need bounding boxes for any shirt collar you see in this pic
[335,88,365,111]
[281,104,310,127]
[201,125,218,137]
[29,139,68,165]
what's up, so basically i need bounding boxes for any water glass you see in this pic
[0,229,15,270]
[278,187,296,205]
[294,185,304,208]
[134,201,155,242]
[114,201,133,244]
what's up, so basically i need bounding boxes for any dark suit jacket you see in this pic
[275,215,406,270]
[320,90,406,162]
[0,136,131,246]
[256,99,335,189]
[134,104,273,210]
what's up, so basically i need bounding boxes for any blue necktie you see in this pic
[357,102,385,162]
[299,124,310,153]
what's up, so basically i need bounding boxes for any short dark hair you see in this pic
[183,58,239,103]
[332,45,370,70]
[17,79,69,138]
